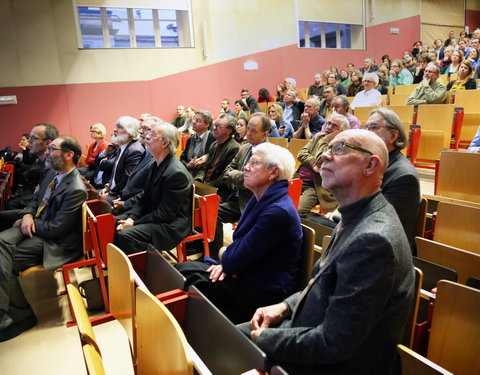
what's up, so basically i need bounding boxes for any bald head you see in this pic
[320,129,388,206]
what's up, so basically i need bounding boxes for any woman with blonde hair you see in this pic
[80,122,108,180]
[268,103,294,139]
[446,60,477,91]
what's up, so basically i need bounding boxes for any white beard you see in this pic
[111,133,130,145]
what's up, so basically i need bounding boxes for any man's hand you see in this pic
[207,264,227,282]
[422,76,431,87]
[249,302,290,341]
[323,211,336,221]
[116,218,134,232]
[278,126,286,135]
[13,219,22,227]
[113,198,124,210]
[99,187,109,197]
[300,112,310,126]
[20,214,36,238]
[195,154,208,167]
[325,129,340,142]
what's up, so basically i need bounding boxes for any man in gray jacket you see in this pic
[240,129,414,374]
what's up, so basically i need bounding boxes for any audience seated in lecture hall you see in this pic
[238,129,414,375]
[177,143,302,324]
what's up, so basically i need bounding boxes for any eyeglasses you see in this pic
[47,146,63,153]
[363,80,376,84]
[365,124,393,132]
[30,135,47,141]
[213,123,227,129]
[325,121,340,129]
[328,141,373,156]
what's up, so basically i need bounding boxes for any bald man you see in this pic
[239,129,414,375]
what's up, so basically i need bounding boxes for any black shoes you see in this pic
[0,314,38,342]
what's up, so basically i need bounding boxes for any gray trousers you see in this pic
[0,227,42,318]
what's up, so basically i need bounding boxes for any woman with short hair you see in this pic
[268,103,294,139]
[177,143,302,324]
[80,122,108,180]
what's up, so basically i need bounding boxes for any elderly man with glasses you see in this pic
[350,72,382,110]
[407,62,446,105]
[239,129,414,375]
[0,136,87,341]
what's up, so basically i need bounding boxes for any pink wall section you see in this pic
[466,10,480,32]
[0,16,420,150]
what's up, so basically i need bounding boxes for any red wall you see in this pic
[0,16,420,150]
[466,9,480,32]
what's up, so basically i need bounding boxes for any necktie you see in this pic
[35,176,58,218]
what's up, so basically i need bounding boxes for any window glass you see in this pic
[78,7,104,48]
[106,8,130,48]
[298,21,360,50]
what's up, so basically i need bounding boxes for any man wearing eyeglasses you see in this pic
[0,124,59,232]
[240,129,414,375]
[407,62,446,105]
[350,72,382,110]
[0,136,87,341]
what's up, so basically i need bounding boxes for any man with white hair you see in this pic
[292,99,325,139]
[99,116,144,200]
[407,63,446,105]
[360,57,378,74]
[114,122,192,254]
[350,72,382,110]
[285,77,303,100]
[280,90,304,126]
[239,129,414,374]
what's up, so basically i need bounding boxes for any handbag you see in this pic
[78,276,109,311]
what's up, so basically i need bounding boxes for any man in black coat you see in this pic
[240,88,261,113]
[114,122,192,255]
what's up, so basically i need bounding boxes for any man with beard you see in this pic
[0,123,59,231]
[111,116,158,212]
[0,136,87,341]
[99,116,144,200]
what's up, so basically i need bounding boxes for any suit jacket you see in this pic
[297,133,337,212]
[280,102,305,129]
[180,131,216,178]
[125,154,193,250]
[256,193,414,375]
[104,140,144,196]
[121,151,155,210]
[195,137,240,199]
[223,142,259,211]
[20,168,87,270]
[382,149,421,248]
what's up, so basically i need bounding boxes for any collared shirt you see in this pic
[55,167,75,186]
[350,89,382,110]
[283,104,294,122]
[110,143,128,189]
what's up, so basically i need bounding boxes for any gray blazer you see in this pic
[255,193,414,375]
[20,168,87,270]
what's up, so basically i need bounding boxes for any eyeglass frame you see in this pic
[328,141,373,156]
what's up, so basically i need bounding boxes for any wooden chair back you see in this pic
[83,343,106,375]
[415,198,428,237]
[300,218,334,248]
[416,237,480,284]
[66,284,99,350]
[388,105,415,125]
[268,137,289,149]
[258,102,268,114]
[454,89,480,112]
[427,280,480,374]
[402,267,423,348]
[289,138,309,170]
[136,287,193,375]
[193,181,217,196]
[353,106,379,124]
[434,202,480,254]
[389,94,411,106]
[415,104,455,162]
[107,243,136,362]
[394,84,418,96]
[397,344,453,375]
[297,224,315,290]
[435,151,480,204]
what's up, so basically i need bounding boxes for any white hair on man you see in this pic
[285,77,297,86]
[253,143,295,182]
[363,72,379,85]
[116,116,140,140]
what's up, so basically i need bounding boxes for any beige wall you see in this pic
[467,0,480,11]
[366,0,420,26]
[1,0,424,88]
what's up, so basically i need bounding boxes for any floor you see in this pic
[0,170,435,375]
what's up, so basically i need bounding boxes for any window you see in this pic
[299,21,360,49]
[76,6,192,49]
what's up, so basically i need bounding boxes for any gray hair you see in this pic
[286,89,298,98]
[329,113,350,131]
[116,116,140,140]
[285,77,297,86]
[305,98,321,111]
[152,122,178,155]
[333,95,350,111]
[218,113,236,134]
[195,110,214,126]
[369,107,407,150]
[363,72,379,84]
[144,116,162,126]
[253,143,295,182]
